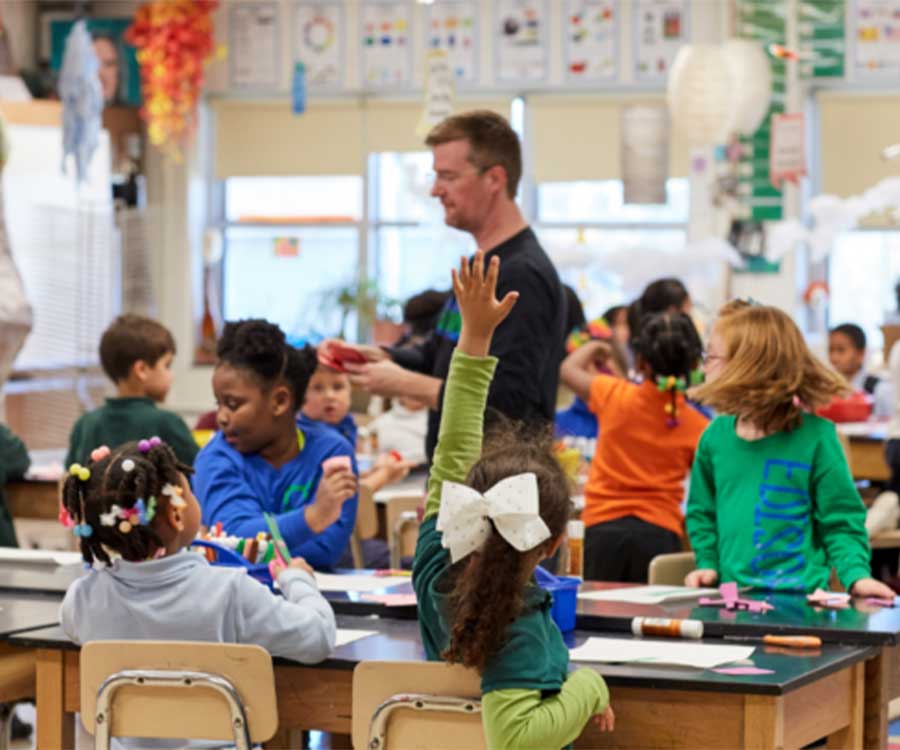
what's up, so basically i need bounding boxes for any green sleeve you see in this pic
[0,424,29,484]
[423,350,498,520]
[65,417,84,469]
[481,668,609,750]
[162,412,200,467]
[685,430,719,572]
[812,427,872,590]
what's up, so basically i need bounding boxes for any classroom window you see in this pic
[370,151,474,305]
[221,176,363,344]
[828,230,900,351]
[535,179,690,319]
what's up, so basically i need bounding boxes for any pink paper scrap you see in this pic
[806,589,851,609]
[864,597,898,608]
[713,666,775,676]
[360,593,418,606]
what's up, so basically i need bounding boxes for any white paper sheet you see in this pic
[335,629,377,647]
[578,585,719,605]
[0,547,83,566]
[314,573,410,592]
[570,637,754,669]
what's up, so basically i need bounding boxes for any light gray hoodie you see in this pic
[60,551,336,663]
[61,553,336,747]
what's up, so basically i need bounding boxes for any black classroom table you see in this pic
[4,614,874,750]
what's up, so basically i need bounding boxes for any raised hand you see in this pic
[452,250,518,358]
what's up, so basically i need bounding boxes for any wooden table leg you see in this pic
[36,649,74,750]
[828,662,865,749]
[744,694,785,750]
[864,648,891,750]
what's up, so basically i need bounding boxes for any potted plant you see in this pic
[334,279,403,344]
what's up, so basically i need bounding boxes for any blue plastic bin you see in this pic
[534,566,581,632]
[191,539,274,589]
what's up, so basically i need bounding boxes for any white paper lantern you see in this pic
[722,39,772,136]
[667,44,733,146]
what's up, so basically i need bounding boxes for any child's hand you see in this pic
[307,468,357,532]
[453,250,518,358]
[373,452,415,484]
[850,577,897,600]
[685,568,719,587]
[270,556,314,579]
[593,704,615,732]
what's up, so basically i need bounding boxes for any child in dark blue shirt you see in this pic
[195,320,358,569]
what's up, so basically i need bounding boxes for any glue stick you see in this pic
[631,617,704,640]
[566,520,584,577]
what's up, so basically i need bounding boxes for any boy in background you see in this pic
[65,315,198,467]
[829,323,893,418]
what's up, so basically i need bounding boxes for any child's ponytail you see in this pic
[635,312,703,428]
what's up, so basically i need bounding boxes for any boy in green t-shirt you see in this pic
[65,315,198,468]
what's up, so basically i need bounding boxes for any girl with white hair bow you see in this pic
[412,251,614,749]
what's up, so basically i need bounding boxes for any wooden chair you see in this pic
[0,645,36,750]
[648,551,697,585]
[80,641,278,750]
[352,661,484,750]
[383,494,422,569]
[351,483,380,568]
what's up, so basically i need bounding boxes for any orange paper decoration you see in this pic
[126,0,220,160]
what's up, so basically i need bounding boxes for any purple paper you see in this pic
[713,666,775,675]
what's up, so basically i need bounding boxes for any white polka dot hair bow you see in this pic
[436,473,551,564]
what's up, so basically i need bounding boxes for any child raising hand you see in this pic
[413,251,613,749]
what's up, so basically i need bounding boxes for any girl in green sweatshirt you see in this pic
[685,303,894,599]
[413,251,613,749]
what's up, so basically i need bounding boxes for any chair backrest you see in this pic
[352,660,484,750]
[80,641,278,747]
[384,494,422,566]
[356,483,379,541]
[648,551,696,585]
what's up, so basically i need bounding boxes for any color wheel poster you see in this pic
[495,0,549,83]
[425,1,479,86]
[294,2,344,88]
[565,0,618,82]
[360,0,413,89]
[634,0,689,81]
[854,0,900,76]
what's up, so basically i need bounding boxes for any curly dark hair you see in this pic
[216,319,318,410]
[442,422,572,673]
[634,311,703,427]
[62,441,192,566]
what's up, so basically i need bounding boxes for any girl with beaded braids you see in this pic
[59,439,336,667]
[560,312,709,582]
[195,319,359,570]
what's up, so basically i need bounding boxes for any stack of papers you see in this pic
[335,629,376,647]
[578,585,719,605]
[570,637,754,669]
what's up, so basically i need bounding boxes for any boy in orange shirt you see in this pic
[560,312,708,582]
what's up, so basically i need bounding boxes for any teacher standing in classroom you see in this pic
[343,110,567,461]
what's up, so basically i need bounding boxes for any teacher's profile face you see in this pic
[429,139,489,234]
[93,37,119,102]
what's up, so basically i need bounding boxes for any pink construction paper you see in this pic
[864,597,898,607]
[713,666,775,676]
[806,589,851,609]
[360,593,418,606]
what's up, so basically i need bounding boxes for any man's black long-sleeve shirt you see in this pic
[388,227,566,460]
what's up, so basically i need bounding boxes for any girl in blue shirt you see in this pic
[195,319,358,569]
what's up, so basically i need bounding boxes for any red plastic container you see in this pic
[816,391,874,423]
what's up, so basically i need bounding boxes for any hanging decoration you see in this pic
[59,20,103,182]
[667,40,772,147]
[125,0,220,161]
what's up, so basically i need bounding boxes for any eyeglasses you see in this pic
[430,165,491,187]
